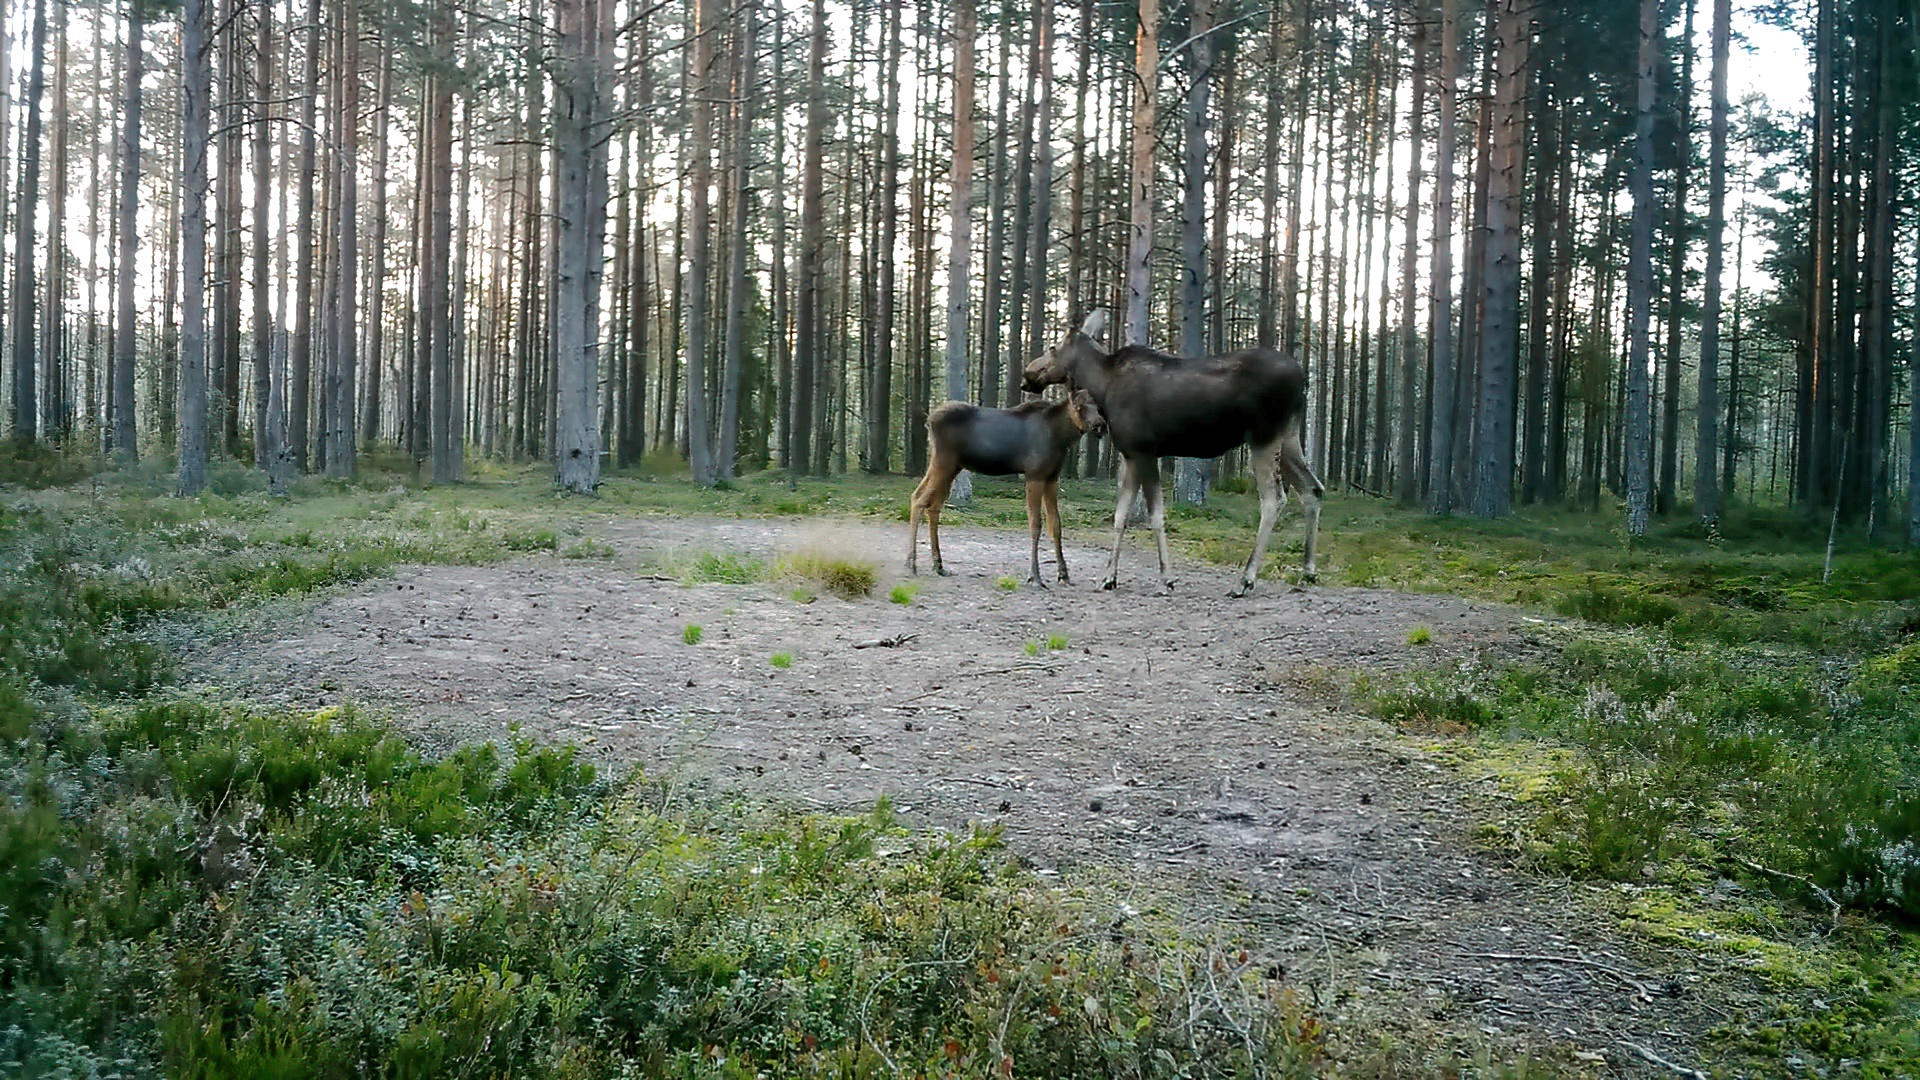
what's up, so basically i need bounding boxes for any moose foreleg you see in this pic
[1025,479,1048,587]
[1045,480,1069,583]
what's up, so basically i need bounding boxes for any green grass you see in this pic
[681,623,703,645]
[890,582,919,605]
[770,650,793,668]
[8,458,1919,1075]
[0,464,1384,1078]
[996,575,1020,591]
[776,551,877,599]
[1407,625,1432,646]
[1047,632,1070,651]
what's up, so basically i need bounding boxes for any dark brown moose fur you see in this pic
[1022,310,1322,595]
[906,389,1105,585]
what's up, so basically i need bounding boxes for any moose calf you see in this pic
[906,390,1105,586]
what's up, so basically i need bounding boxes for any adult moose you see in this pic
[1022,310,1322,595]
[906,389,1106,586]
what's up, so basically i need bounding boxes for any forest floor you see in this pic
[191,512,1739,1073]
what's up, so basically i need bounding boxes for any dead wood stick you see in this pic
[1625,1042,1707,1080]
[1465,952,1656,998]
[1733,856,1844,929]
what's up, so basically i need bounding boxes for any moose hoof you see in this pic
[1300,568,1319,584]
[1229,583,1251,599]
[1100,579,1118,592]
[1028,575,1049,590]
[935,566,951,577]
[1058,572,1072,585]
[1158,582,1175,596]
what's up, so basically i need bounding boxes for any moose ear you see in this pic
[1079,309,1110,343]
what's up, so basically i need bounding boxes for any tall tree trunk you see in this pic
[1624,0,1660,536]
[1425,0,1459,515]
[1023,0,1053,371]
[327,0,359,477]
[290,0,320,469]
[552,0,609,491]
[680,0,717,483]
[362,50,392,449]
[1396,4,1427,504]
[1695,0,1729,524]
[792,0,827,477]
[427,13,454,482]
[1174,0,1214,505]
[216,0,243,457]
[1520,74,1551,504]
[1470,0,1527,518]
[10,0,46,441]
[864,0,899,475]
[981,9,1011,408]
[112,6,143,461]
[1124,0,1158,350]
[1657,0,1694,512]
[719,1,760,478]
[178,0,211,494]
[944,0,976,503]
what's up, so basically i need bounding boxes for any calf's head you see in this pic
[1023,310,1110,393]
[1067,388,1106,435]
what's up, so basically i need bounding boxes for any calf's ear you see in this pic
[1080,309,1109,344]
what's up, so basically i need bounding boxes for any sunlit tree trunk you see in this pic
[1124,0,1158,350]
[112,5,143,461]
[1470,0,1527,518]
[1174,0,1214,506]
[178,0,211,494]
[719,1,759,478]
[1624,0,1659,536]
[1425,0,1459,516]
[944,0,976,503]
[1695,0,1729,524]
[552,0,609,492]
[10,0,46,441]
[792,0,826,477]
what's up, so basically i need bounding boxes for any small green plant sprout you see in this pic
[770,651,793,668]
[1046,632,1070,651]
[996,576,1020,592]
[890,582,920,605]
[1407,625,1432,646]
[682,623,704,645]
[1024,639,1041,657]
[790,587,816,604]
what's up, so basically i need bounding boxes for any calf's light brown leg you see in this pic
[1045,479,1069,583]
[1024,479,1047,586]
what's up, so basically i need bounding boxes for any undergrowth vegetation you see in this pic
[0,461,1370,1077]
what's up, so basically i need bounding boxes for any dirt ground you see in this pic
[189,514,1733,1074]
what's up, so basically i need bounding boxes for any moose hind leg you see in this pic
[924,475,955,576]
[1279,434,1324,580]
[1045,480,1069,583]
[1234,441,1286,597]
[1104,458,1142,590]
[1139,466,1173,594]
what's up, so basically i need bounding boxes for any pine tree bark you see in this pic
[1695,0,1729,524]
[1124,0,1158,350]
[1396,4,1427,504]
[792,0,827,477]
[719,1,759,478]
[112,5,142,461]
[178,0,211,494]
[552,0,609,492]
[1425,0,1459,515]
[9,0,46,440]
[289,0,320,469]
[1470,0,1527,518]
[944,0,976,504]
[864,0,899,475]
[1174,0,1215,506]
[327,0,359,477]
[361,50,392,449]
[1624,0,1660,536]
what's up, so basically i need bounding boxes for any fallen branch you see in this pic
[852,632,918,649]
[1465,951,1656,999]
[1733,856,1844,930]
[1626,1041,1707,1080]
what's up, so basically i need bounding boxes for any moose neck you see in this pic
[1065,339,1112,403]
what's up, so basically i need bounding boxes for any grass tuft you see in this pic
[890,582,919,605]
[682,623,703,645]
[1407,625,1432,646]
[776,551,877,599]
